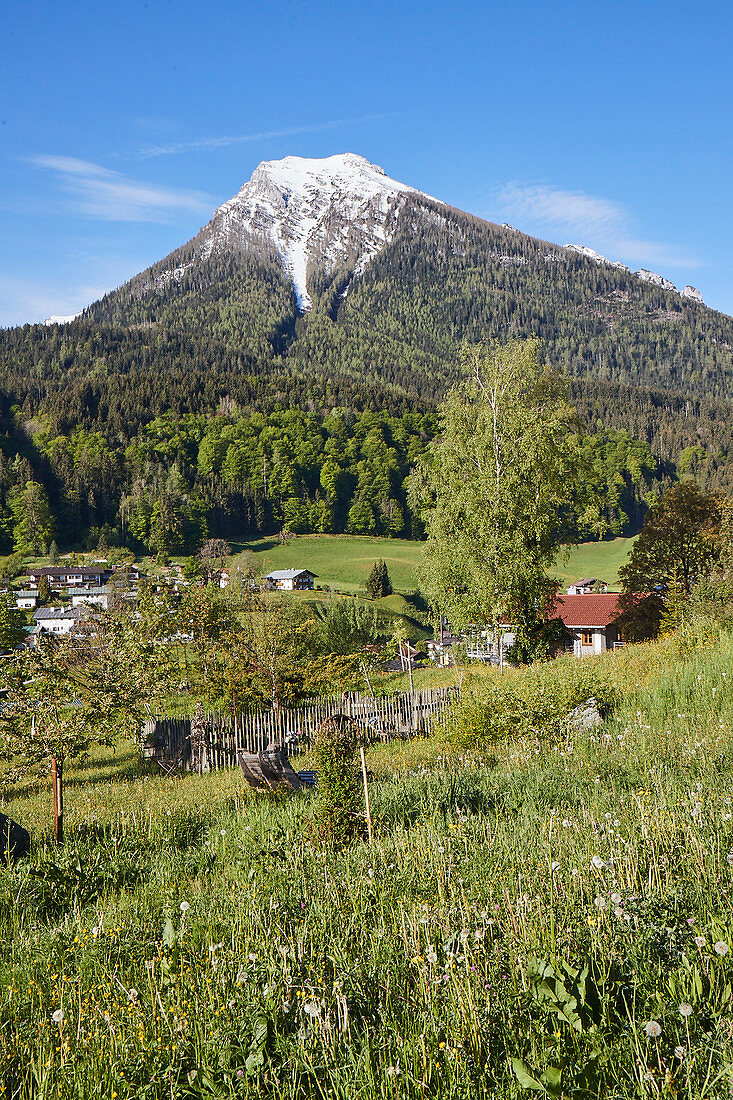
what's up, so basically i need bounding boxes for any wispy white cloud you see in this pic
[491,181,702,271]
[135,112,392,158]
[495,182,626,240]
[27,155,214,222]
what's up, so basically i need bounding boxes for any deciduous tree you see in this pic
[412,340,598,661]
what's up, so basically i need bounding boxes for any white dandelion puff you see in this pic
[643,1020,662,1038]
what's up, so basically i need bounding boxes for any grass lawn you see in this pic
[230,534,636,596]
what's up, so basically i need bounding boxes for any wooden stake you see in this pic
[51,756,63,846]
[360,746,373,845]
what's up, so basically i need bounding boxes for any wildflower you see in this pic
[611,893,622,905]
[674,1046,686,1060]
[591,855,605,870]
[643,1020,662,1038]
[426,948,438,964]
[128,989,139,1003]
[678,1003,693,1017]
[303,1001,321,1018]
[473,929,484,941]
[714,941,729,956]
[694,935,706,948]
[179,901,190,913]
[562,819,571,828]
[385,1065,401,1077]
[52,1009,64,1025]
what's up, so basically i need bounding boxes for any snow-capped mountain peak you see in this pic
[207,153,436,310]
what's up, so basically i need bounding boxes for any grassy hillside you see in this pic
[231,533,635,594]
[230,534,426,594]
[2,629,732,1096]
[553,535,635,589]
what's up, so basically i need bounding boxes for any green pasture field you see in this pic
[554,536,636,589]
[2,627,732,1097]
[229,534,426,595]
[229,534,635,596]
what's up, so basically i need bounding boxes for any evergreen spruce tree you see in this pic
[365,562,382,600]
[377,560,393,597]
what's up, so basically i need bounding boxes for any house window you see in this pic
[581,630,593,647]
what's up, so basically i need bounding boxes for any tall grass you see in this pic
[1,633,732,1097]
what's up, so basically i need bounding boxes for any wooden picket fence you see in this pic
[143,687,457,773]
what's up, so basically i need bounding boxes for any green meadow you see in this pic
[229,535,635,596]
[2,625,732,1098]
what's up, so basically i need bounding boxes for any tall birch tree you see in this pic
[412,340,599,661]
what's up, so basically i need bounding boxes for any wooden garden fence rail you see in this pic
[143,687,458,773]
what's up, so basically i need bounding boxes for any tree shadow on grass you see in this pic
[1,748,156,806]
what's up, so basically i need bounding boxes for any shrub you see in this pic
[310,715,364,848]
[446,657,619,753]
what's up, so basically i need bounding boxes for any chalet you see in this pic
[552,594,625,656]
[32,606,87,637]
[27,566,109,589]
[265,569,318,591]
[566,578,608,595]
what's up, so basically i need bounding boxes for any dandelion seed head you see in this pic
[678,1003,693,1017]
[179,901,190,913]
[643,1020,662,1038]
[714,941,729,956]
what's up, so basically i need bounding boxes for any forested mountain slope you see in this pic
[0,155,731,553]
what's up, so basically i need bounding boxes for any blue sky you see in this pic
[2,0,732,325]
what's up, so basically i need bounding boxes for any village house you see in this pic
[31,605,88,637]
[70,586,110,611]
[566,578,608,595]
[551,593,626,656]
[493,594,628,659]
[432,592,631,665]
[265,568,318,591]
[12,589,39,610]
[27,566,109,589]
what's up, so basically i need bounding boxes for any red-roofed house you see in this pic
[550,593,626,656]
[491,592,632,661]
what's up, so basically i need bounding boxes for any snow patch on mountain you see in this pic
[563,244,630,272]
[43,312,81,325]
[207,153,438,310]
